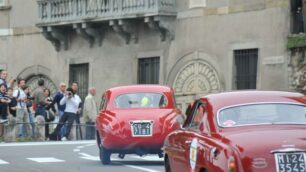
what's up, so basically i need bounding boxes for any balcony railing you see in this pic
[37,0,176,26]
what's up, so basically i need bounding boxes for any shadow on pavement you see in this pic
[110,160,164,166]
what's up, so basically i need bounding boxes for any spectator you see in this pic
[50,83,66,138]
[0,70,15,89]
[50,87,81,141]
[71,82,82,139]
[82,87,98,140]
[44,88,56,139]
[0,84,10,137]
[13,79,31,138]
[7,87,17,118]
[33,79,49,118]
[24,86,35,138]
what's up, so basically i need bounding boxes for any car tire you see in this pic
[99,145,111,165]
[165,156,171,172]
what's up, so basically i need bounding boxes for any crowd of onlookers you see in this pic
[0,70,99,141]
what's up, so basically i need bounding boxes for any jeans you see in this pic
[35,106,51,138]
[16,108,30,137]
[27,111,35,137]
[58,111,66,137]
[53,112,76,139]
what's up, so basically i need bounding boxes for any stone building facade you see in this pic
[0,0,294,112]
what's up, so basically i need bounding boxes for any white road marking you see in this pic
[0,140,95,147]
[73,149,80,152]
[122,164,161,172]
[78,153,162,172]
[79,153,92,157]
[84,143,96,147]
[77,146,84,149]
[129,155,163,161]
[0,159,9,165]
[27,158,65,163]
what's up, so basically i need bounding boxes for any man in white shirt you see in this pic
[50,87,81,141]
[13,79,31,137]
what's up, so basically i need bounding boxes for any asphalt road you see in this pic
[0,141,164,172]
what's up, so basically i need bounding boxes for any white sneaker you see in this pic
[0,119,8,124]
[61,137,67,141]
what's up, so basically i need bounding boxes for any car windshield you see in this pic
[114,92,168,108]
[218,103,306,127]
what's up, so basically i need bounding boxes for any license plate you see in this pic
[131,121,152,137]
[275,152,306,172]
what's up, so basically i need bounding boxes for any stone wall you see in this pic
[289,48,306,93]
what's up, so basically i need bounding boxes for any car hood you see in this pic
[221,126,306,171]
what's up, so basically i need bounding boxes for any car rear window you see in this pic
[218,103,306,127]
[114,93,168,108]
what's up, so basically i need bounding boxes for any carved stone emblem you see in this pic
[26,75,57,96]
[173,60,221,95]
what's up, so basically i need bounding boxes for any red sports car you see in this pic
[96,85,183,164]
[164,91,306,172]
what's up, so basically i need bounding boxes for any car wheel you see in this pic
[99,145,111,165]
[165,156,171,172]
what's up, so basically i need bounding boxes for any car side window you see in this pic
[188,102,206,131]
[100,94,108,111]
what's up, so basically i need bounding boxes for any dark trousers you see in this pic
[53,112,76,138]
[85,122,95,140]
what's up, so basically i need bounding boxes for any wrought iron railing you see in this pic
[37,0,176,25]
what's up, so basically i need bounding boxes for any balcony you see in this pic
[36,0,177,51]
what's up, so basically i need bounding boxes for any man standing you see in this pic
[13,79,31,138]
[71,82,82,139]
[34,79,49,117]
[82,87,98,140]
[51,88,81,141]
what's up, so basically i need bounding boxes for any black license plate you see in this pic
[275,152,306,172]
[132,122,152,136]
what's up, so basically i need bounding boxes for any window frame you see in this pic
[137,57,160,84]
[113,92,169,109]
[216,102,306,128]
[234,48,258,90]
[184,100,207,131]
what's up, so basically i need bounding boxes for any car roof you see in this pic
[202,90,306,110]
[107,85,172,95]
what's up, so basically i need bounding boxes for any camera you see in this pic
[27,96,35,100]
[67,91,72,96]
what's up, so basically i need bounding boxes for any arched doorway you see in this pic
[168,51,223,112]
[17,65,58,96]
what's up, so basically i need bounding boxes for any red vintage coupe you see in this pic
[164,91,306,172]
[96,85,183,164]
